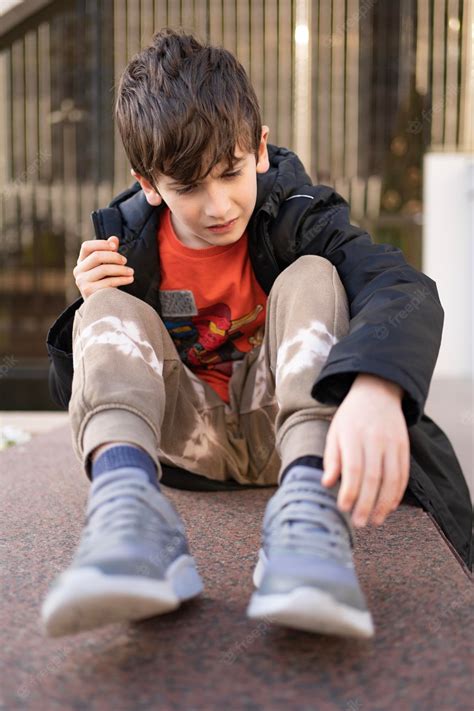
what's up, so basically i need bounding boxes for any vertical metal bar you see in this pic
[444,0,460,146]
[223,0,236,54]
[208,0,223,44]
[357,0,372,179]
[154,0,168,31]
[140,0,155,45]
[398,0,413,108]
[113,0,128,194]
[416,0,430,95]
[458,0,472,148]
[330,0,344,179]
[316,0,331,180]
[127,0,141,57]
[235,0,249,73]
[276,0,292,149]
[24,30,38,183]
[181,0,195,31]
[0,50,9,191]
[345,0,359,179]
[167,0,181,28]
[293,0,312,170]
[431,0,446,145]
[263,0,278,139]
[250,0,264,118]
[193,0,208,41]
[11,38,26,181]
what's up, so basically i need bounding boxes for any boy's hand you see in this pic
[73,236,134,300]
[321,373,410,527]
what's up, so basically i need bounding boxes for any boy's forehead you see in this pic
[159,149,250,186]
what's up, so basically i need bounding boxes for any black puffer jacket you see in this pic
[46,144,473,570]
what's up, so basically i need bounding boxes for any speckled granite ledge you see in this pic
[1,425,472,711]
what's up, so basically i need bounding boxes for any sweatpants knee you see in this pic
[79,286,133,311]
[270,255,349,339]
[273,255,341,294]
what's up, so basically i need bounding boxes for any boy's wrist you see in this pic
[352,372,404,401]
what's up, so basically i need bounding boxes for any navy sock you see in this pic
[91,445,160,490]
[280,455,325,484]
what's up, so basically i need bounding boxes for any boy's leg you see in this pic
[239,255,374,638]
[42,288,213,637]
[232,254,349,487]
[68,287,178,480]
[69,287,249,485]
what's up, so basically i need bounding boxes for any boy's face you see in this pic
[133,125,270,249]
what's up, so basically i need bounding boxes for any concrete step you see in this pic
[0,425,472,711]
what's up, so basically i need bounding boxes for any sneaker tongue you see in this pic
[91,467,150,494]
[87,468,152,518]
[282,468,336,535]
[284,466,324,484]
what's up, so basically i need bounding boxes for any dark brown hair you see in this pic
[115,28,262,191]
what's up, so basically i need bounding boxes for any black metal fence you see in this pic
[0,0,469,408]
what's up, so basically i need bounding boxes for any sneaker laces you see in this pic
[74,477,186,562]
[263,477,355,562]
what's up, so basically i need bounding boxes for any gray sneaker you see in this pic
[41,469,203,637]
[246,466,375,638]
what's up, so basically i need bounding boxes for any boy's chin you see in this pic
[206,232,244,246]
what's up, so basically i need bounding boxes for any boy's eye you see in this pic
[176,184,197,195]
[175,169,243,195]
[223,169,243,180]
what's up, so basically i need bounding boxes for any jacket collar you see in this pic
[255,144,312,217]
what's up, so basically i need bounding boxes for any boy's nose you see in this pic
[203,185,233,223]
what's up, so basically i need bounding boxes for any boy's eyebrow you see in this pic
[167,156,246,187]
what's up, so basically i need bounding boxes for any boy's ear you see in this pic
[130,169,162,206]
[256,125,270,174]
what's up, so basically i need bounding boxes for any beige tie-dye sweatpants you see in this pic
[69,255,350,486]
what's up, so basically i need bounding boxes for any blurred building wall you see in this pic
[0,0,470,408]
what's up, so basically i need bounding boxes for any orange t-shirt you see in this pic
[156,207,268,403]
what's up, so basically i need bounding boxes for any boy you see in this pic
[41,29,472,639]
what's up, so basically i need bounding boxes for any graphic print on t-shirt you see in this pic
[156,206,268,402]
[160,290,264,375]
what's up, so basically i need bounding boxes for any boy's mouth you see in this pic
[207,217,238,232]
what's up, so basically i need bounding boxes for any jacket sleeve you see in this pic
[291,187,444,427]
[45,297,84,409]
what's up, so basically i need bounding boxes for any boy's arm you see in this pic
[281,186,444,427]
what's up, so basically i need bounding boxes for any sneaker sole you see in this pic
[247,551,375,639]
[41,554,203,637]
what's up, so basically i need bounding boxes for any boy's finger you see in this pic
[394,438,410,507]
[322,431,341,485]
[371,446,399,523]
[77,236,120,265]
[337,439,363,511]
[351,444,383,526]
